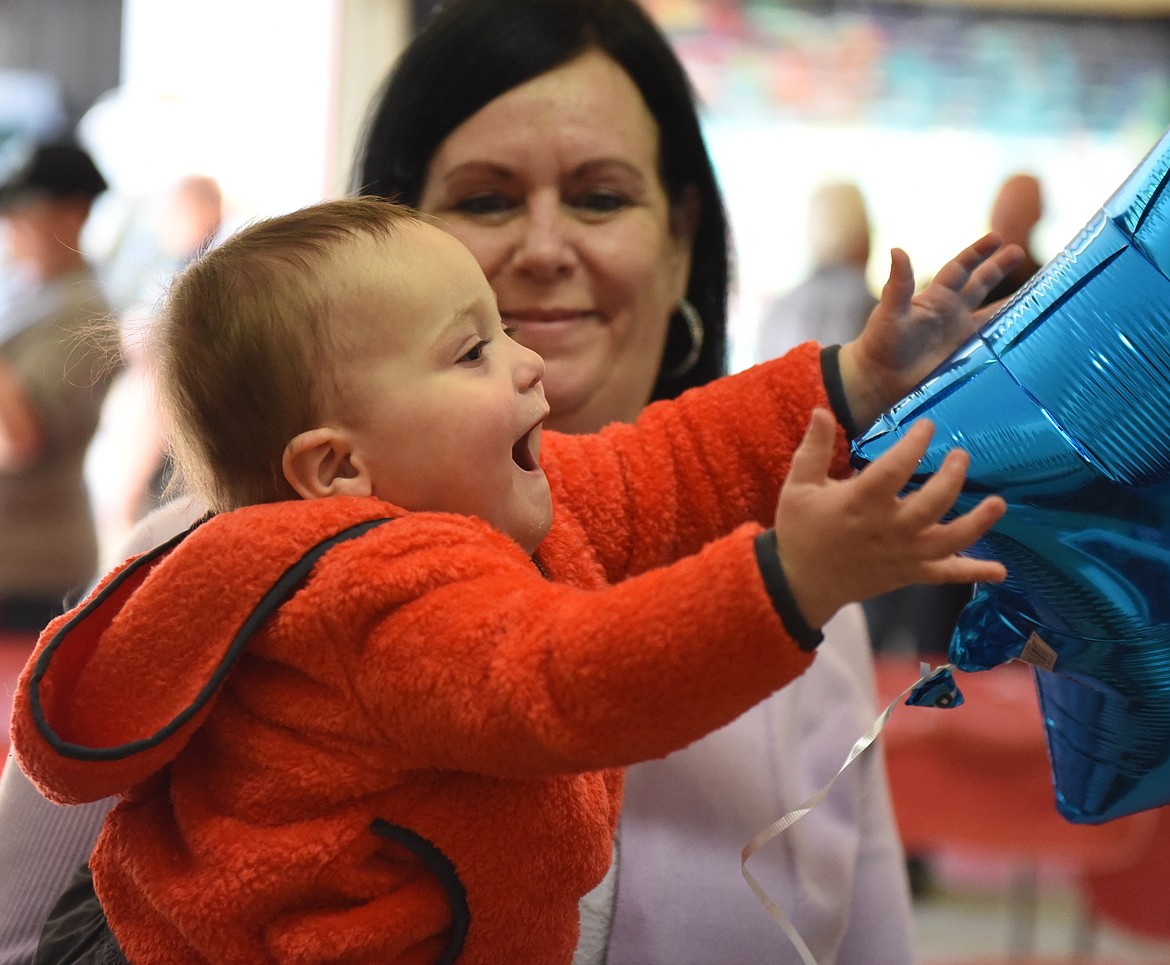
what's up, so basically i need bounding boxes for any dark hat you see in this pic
[0,142,108,212]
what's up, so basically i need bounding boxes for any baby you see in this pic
[13,198,1007,964]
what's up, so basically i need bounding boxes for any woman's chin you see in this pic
[540,381,598,434]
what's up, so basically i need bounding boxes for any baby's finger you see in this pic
[917,494,1007,559]
[785,408,837,486]
[921,554,1008,586]
[855,419,935,500]
[926,233,1003,295]
[958,243,1024,308]
[952,494,1008,545]
[898,448,972,525]
[877,248,915,314]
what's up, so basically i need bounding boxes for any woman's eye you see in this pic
[574,190,629,214]
[454,193,515,216]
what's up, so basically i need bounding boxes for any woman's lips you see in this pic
[503,309,598,324]
[505,311,600,351]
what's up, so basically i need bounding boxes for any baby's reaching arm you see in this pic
[546,233,1015,601]
[774,408,1006,630]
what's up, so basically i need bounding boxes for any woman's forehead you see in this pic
[435,50,661,169]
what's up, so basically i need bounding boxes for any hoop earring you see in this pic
[666,298,704,379]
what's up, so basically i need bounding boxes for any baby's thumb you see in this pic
[879,247,915,312]
[787,408,836,485]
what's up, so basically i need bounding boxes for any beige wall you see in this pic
[108,0,411,215]
[330,0,411,198]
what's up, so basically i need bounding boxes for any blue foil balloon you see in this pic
[906,664,965,710]
[852,127,1170,825]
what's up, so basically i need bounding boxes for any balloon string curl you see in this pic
[741,661,958,964]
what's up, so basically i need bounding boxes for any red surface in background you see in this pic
[876,655,1169,939]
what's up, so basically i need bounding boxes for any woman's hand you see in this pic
[838,233,1023,432]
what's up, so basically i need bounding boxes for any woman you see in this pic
[0,0,1016,961]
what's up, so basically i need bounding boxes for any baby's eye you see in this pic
[502,325,519,340]
[459,339,490,364]
[454,193,515,216]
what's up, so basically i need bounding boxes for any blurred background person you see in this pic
[0,141,120,633]
[121,173,225,313]
[86,173,225,563]
[756,180,876,361]
[982,172,1044,306]
[158,174,224,264]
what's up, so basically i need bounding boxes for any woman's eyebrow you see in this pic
[437,161,514,183]
[569,158,645,180]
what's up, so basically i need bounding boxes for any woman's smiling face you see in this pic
[417,49,697,434]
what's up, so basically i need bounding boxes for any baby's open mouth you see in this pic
[512,427,539,471]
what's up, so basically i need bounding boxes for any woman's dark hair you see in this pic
[353,0,730,398]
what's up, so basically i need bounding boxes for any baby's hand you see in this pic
[774,409,1006,630]
[839,233,1023,431]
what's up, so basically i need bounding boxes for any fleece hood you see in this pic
[12,497,397,805]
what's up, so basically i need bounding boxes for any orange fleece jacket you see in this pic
[12,344,852,964]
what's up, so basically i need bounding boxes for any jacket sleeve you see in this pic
[540,342,853,584]
[296,513,816,780]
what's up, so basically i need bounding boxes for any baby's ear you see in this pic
[282,427,372,499]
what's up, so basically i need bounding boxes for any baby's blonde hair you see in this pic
[152,197,425,512]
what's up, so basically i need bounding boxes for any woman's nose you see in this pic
[510,197,574,279]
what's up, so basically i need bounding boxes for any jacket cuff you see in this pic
[753,529,823,652]
[820,344,861,440]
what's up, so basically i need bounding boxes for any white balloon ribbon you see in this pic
[741,661,957,964]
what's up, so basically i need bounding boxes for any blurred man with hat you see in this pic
[0,140,120,630]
